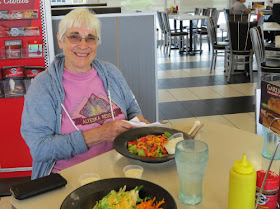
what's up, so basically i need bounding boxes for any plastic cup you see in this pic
[79,173,100,186]
[165,133,184,154]
[175,139,209,206]
[262,126,280,160]
[123,165,143,179]
[169,132,184,140]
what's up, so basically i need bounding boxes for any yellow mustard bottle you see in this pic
[228,154,257,209]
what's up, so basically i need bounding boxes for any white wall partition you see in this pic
[52,13,158,122]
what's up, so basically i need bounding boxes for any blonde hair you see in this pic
[58,8,101,45]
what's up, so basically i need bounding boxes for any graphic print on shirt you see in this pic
[72,93,122,128]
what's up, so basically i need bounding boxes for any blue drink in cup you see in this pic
[175,139,209,205]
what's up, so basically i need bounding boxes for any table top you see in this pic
[176,14,209,21]
[265,43,280,51]
[9,119,280,209]
[263,22,280,31]
[251,9,272,15]
[169,13,209,21]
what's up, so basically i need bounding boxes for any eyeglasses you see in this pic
[65,34,99,45]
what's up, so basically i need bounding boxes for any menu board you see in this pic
[252,1,265,9]
[260,80,280,134]
[0,0,48,98]
[0,0,48,66]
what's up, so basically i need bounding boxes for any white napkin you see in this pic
[123,117,163,127]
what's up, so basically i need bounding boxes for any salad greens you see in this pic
[163,132,172,139]
[93,185,143,209]
[127,132,172,158]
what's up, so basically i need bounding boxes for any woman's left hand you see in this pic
[82,120,134,147]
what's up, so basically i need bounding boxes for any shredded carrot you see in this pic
[128,134,169,158]
[136,197,165,209]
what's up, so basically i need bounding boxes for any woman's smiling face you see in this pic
[57,27,98,73]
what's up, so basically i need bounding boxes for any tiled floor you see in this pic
[157,42,257,134]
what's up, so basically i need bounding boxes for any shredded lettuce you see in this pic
[128,145,146,157]
[93,186,143,209]
[163,132,172,139]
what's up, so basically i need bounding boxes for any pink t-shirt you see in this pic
[52,67,125,173]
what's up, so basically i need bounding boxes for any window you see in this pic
[99,0,228,12]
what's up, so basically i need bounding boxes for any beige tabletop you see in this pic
[167,12,208,21]
[172,14,209,21]
[263,22,280,31]
[7,119,280,209]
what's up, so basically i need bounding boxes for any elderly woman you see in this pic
[21,8,148,179]
[231,0,251,14]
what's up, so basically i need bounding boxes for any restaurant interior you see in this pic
[1,0,280,208]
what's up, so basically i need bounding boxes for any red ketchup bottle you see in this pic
[257,11,261,21]
[256,170,279,209]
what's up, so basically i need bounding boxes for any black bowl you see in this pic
[60,178,177,209]
[113,127,191,163]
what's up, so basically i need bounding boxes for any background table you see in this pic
[263,22,280,57]
[173,14,209,54]
[263,22,280,31]
[7,119,280,209]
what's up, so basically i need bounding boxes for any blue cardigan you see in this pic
[21,54,142,179]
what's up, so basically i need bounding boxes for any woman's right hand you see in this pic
[82,120,134,147]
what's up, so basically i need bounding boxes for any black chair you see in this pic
[226,21,258,83]
[226,13,250,23]
[193,8,216,53]
[161,12,188,56]
[224,13,250,41]
[200,8,211,28]
[211,8,220,27]
[207,17,229,73]
[189,8,202,31]
[250,26,280,86]
[157,11,165,50]
[195,8,201,15]
[224,9,230,16]
[221,9,232,41]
